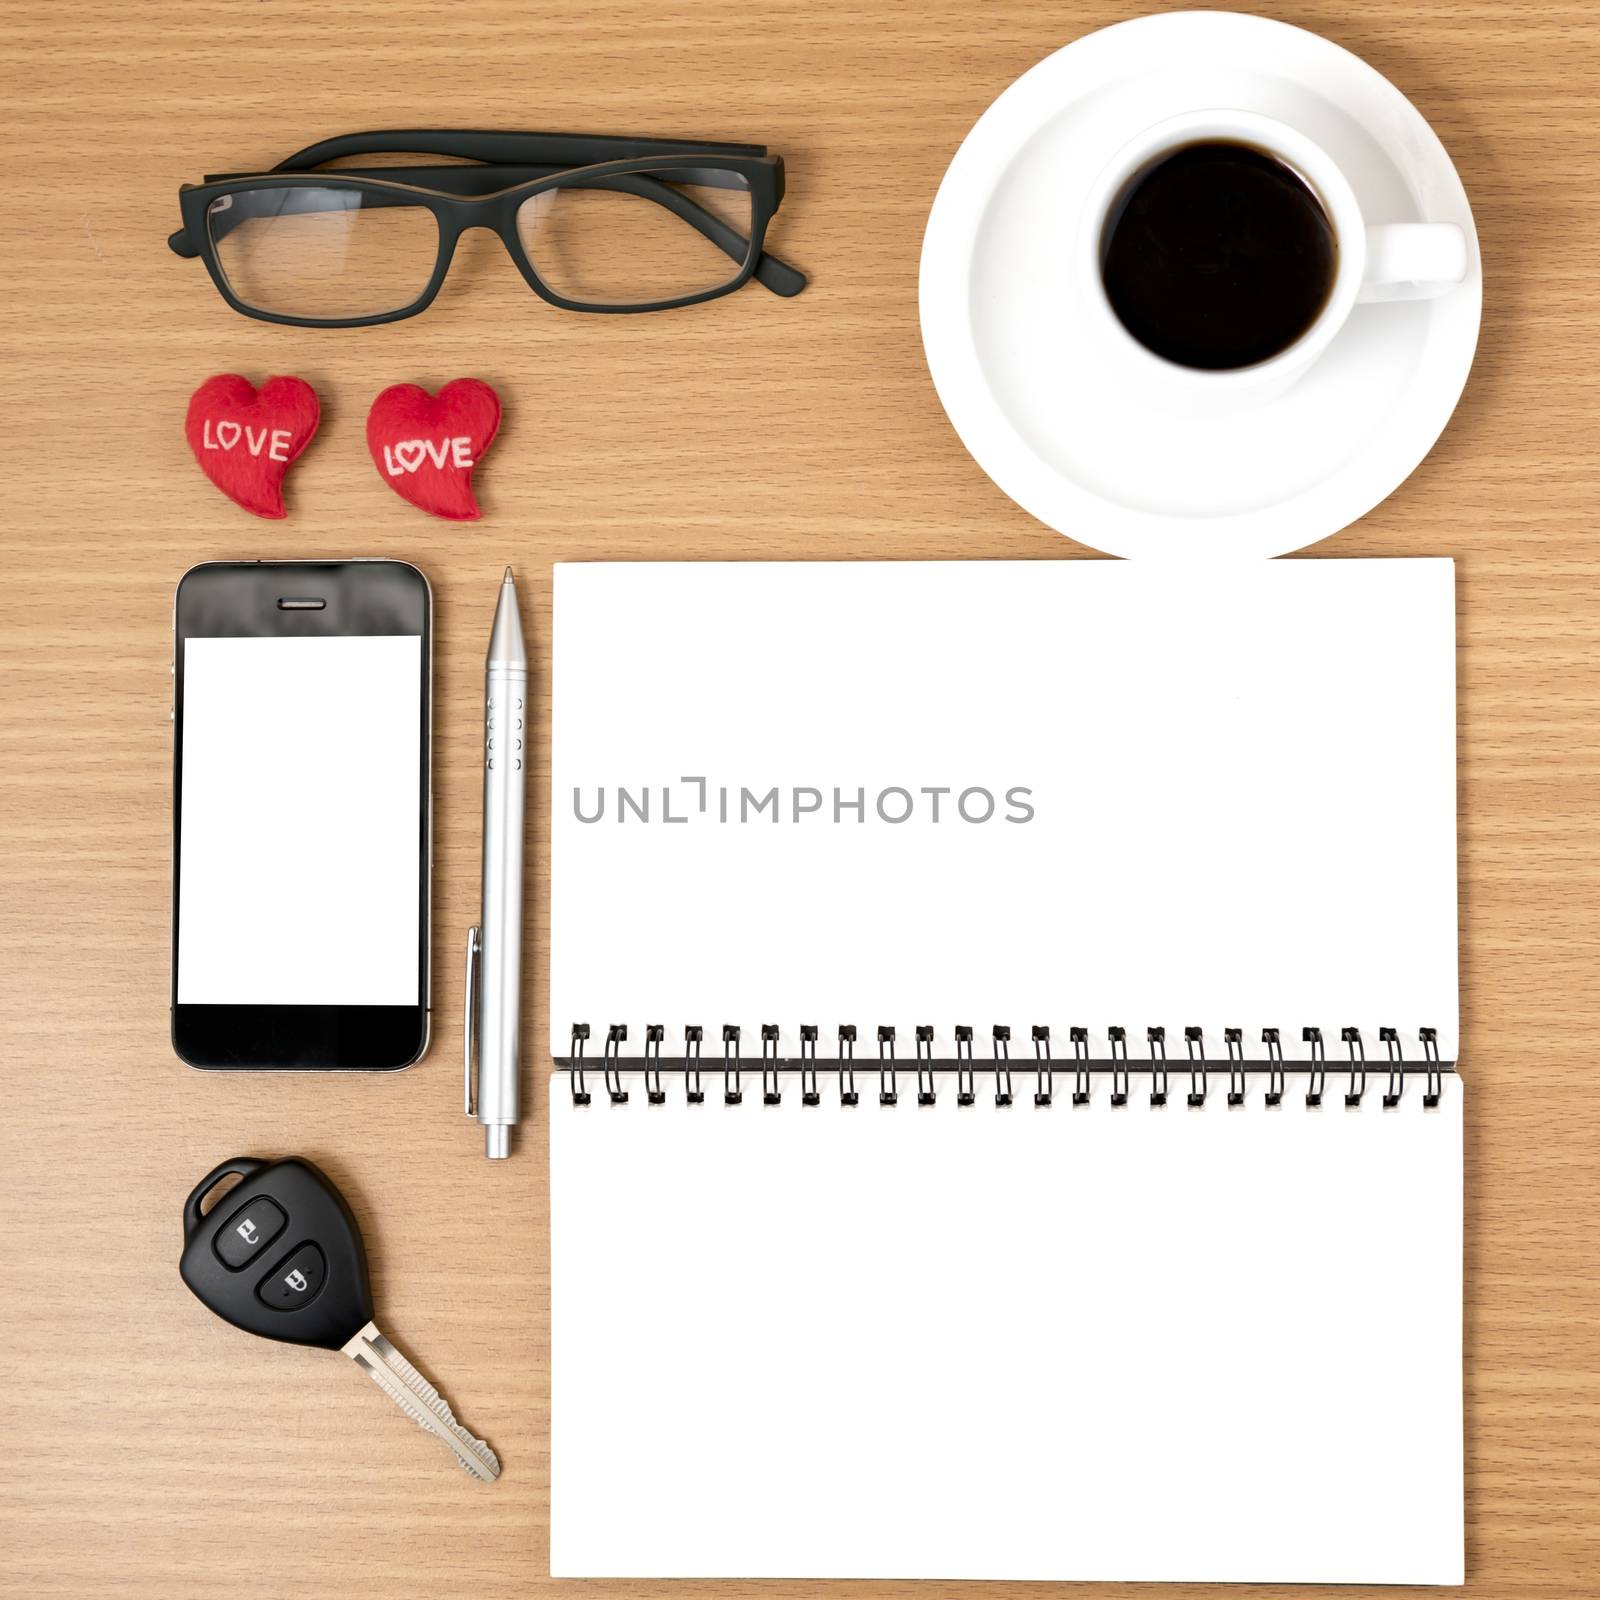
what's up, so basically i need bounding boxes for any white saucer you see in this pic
[918,11,1482,559]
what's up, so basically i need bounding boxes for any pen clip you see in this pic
[464,925,481,1117]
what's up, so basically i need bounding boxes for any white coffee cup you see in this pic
[1077,109,1468,410]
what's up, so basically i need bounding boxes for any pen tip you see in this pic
[503,566,515,585]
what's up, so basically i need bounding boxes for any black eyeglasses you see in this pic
[167,129,806,327]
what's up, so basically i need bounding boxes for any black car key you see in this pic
[179,1156,499,1481]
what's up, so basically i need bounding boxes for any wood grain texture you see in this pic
[2,1,1597,1596]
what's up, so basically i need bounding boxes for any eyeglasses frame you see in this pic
[168,129,802,327]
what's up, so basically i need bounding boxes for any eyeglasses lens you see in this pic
[208,186,439,321]
[516,167,754,307]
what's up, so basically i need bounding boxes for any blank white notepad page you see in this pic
[551,559,1457,1059]
[551,1077,1463,1582]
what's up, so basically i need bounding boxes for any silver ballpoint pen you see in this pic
[466,568,528,1159]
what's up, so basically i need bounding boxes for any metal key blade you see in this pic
[341,1321,501,1482]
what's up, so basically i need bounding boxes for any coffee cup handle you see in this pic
[1359,223,1469,302]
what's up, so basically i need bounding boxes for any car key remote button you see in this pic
[214,1197,286,1269]
[257,1243,326,1310]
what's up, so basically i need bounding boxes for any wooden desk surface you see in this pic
[3,2,1597,1596]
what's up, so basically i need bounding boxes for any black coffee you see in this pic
[1099,140,1337,371]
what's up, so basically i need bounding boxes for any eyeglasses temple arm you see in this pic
[754,249,805,296]
[272,128,772,170]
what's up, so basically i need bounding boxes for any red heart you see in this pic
[365,379,501,521]
[185,374,320,519]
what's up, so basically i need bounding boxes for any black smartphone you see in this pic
[171,560,432,1069]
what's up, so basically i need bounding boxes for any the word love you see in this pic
[366,378,501,521]
[381,436,476,477]
[185,374,321,520]
[201,417,294,462]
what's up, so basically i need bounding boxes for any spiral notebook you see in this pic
[549,559,1463,1584]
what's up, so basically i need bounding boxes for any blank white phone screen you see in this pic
[178,635,422,1005]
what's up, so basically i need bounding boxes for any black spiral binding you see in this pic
[916,1025,937,1106]
[570,1022,592,1105]
[1108,1025,1129,1106]
[1070,1027,1091,1106]
[644,1024,665,1104]
[1225,1027,1246,1106]
[1148,1025,1168,1107]
[1421,1026,1442,1108]
[1342,1026,1366,1107]
[761,1023,782,1105]
[1184,1026,1207,1107]
[993,1025,1013,1106]
[955,1025,975,1105]
[1033,1025,1053,1107]
[878,1026,898,1106]
[800,1024,820,1106]
[1380,1026,1404,1109]
[1304,1025,1326,1107]
[563,1025,1453,1109]
[838,1024,859,1106]
[684,1024,705,1103]
[1263,1026,1284,1106]
[604,1023,629,1103]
